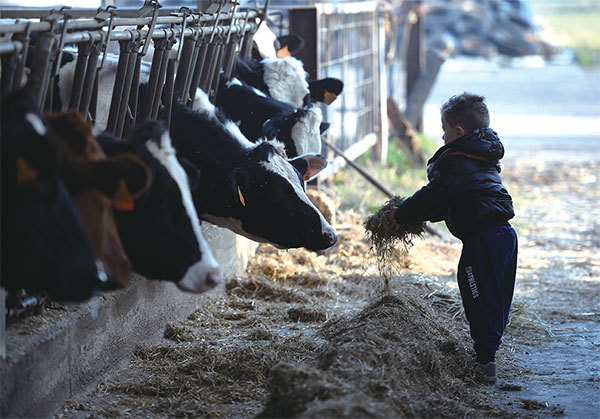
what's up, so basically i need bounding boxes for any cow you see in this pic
[168,90,337,251]
[213,77,328,158]
[1,89,100,301]
[96,121,222,294]
[276,34,305,58]
[308,78,345,106]
[44,111,152,289]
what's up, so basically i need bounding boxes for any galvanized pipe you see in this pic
[68,40,93,110]
[173,34,197,101]
[151,37,176,120]
[141,37,167,122]
[78,42,101,116]
[206,41,225,101]
[28,32,55,110]
[161,58,176,129]
[187,40,209,103]
[126,54,143,136]
[115,40,140,138]
[106,39,133,134]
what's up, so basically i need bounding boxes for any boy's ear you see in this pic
[456,125,465,137]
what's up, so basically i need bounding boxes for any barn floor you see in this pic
[55,159,599,418]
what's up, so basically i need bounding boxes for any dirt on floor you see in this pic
[56,159,599,418]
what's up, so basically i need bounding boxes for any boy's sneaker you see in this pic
[478,361,497,383]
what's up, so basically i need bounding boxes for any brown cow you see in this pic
[45,111,151,288]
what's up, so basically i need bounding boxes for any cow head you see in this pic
[97,122,222,294]
[261,105,325,157]
[202,141,337,251]
[45,111,152,289]
[1,90,100,301]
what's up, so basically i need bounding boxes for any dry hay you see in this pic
[259,290,511,418]
[364,196,426,291]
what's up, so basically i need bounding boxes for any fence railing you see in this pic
[0,1,258,138]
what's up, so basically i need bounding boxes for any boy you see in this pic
[389,92,517,383]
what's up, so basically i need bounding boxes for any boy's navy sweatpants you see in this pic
[457,224,518,364]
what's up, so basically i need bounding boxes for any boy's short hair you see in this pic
[441,92,490,133]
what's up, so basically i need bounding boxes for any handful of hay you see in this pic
[364,196,426,290]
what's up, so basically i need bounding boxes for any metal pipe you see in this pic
[106,39,133,134]
[207,42,225,102]
[27,32,55,110]
[116,40,140,138]
[68,40,93,110]
[161,58,176,129]
[11,24,31,92]
[151,37,176,120]
[79,42,101,116]
[173,33,197,101]
[126,54,142,136]
[187,39,209,103]
[141,37,166,122]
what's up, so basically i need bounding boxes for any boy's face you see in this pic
[442,117,465,144]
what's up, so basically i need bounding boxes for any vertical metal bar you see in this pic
[199,41,219,94]
[141,38,167,122]
[69,41,93,110]
[209,42,226,102]
[187,38,209,103]
[12,23,32,93]
[28,32,56,110]
[151,37,176,120]
[125,54,142,137]
[90,72,99,122]
[116,40,140,138]
[0,288,6,360]
[79,42,101,117]
[106,39,133,135]
[174,34,198,101]
[161,58,176,128]
[1,52,18,97]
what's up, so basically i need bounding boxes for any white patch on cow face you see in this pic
[262,57,309,108]
[260,150,332,236]
[291,106,323,155]
[252,20,278,59]
[145,132,222,293]
[226,78,242,88]
[25,113,47,136]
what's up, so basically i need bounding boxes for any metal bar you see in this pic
[90,72,98,122]
[151,37,176,120]
[11,24,31,92]
[116,40,140,138]
[187,39,209,103]
[199,40,220,94]
[28,32,55,110]
[141,37,167,122]
[161,58,176,128]
[79,42,101,116]
[126,54,142,137]
[206,42,224,101]
[173,33,197,101]
[0,11,256,35]
[106,39,133,134]
[1,52,18,97]
[68,40,93,110]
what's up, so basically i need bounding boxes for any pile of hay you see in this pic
[364,196,427,290]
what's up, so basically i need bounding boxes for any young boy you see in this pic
[389,92,517,383]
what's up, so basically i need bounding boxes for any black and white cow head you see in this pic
[1,89,100,301]
[170,94,337,251]
[261,56,310,108]
[97,121,221,294]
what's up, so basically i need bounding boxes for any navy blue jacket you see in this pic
[393,128,514,240]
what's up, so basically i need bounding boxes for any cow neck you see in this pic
[144,131,217,269]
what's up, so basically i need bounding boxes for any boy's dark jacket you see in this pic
[393,127,514,240]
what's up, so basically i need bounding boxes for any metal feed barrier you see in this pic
[0,0,260,138]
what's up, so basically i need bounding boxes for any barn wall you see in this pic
[0,226,258,418]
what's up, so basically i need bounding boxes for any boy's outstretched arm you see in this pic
[390,175,459,225]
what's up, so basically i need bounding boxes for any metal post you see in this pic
[27,31,56,110]
[141,37,167,122]
[151,36,176,120]
[174,32,198,101]
[161,58,176,128]
[79,41,101,117]
[125,54,143,137]
[106,38,133,134]
[12,23,32,93]
[69,40,93,110]
[116,38,140,138]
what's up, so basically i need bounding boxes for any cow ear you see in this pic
[85,154,152,209]
[16,156,39,185]
[261,119,279,141]
[178,157,201,191]
[276,45,291,58]
[319,122,331,135]
[323,91,337,105]
[230,167,249,207]
[289,153,328,182]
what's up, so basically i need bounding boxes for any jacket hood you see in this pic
[429,127,504,165]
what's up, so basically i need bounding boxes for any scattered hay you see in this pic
[164,323,196,343]
[364,196,426,292]
[226,276,308,304]
[520,398,548,410]
[287,306,327,323]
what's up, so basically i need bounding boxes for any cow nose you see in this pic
[205,271,221,290]
[323,226,337,246]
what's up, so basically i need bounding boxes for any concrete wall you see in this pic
[0,224,258,418]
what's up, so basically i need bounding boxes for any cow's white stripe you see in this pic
[25,113,47,136]
[146,132,221,288]
[252,20,278,59]
[260,153,332,235]
[291,106,322,155]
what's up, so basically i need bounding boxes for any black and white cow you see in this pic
[213,78,328,158]
[96,121,222,293]
[169,92,337,251]
[1,89,100,301]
